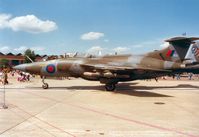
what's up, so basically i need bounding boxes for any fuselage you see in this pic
[14,54,185,81]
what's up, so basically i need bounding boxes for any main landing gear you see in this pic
[105,83,116,91]
[42,76,49,89]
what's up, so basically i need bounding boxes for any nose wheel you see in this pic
[42,83,49,89]
[42,76,49,89]
[105,84,116,91]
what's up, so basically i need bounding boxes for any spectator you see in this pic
[176,74,181,80]
[188,73,193,80]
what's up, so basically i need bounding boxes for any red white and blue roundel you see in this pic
[46,64,56,73]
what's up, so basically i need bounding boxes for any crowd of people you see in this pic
[0,68,32,85]
[11,71,31,82]
[161,73,199,80]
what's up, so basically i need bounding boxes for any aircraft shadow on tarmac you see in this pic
[26,82,199,97]
[27,86,171,97]
[65,83,173,97]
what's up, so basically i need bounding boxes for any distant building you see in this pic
[35,54,43,62]
[34,55,58,61]
[0,52,59,66]
[0,52,25,66]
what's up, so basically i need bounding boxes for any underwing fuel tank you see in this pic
[82,72,100,80]
[82,72,130,79]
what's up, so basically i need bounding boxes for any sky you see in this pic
[0,0,199,55]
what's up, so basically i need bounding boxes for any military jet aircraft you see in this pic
[14,36,199,91]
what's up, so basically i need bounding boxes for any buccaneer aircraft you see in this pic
[14,36,199,91]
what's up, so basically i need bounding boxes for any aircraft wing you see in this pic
[81,63,171,72]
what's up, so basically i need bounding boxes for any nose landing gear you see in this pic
[42,77,49,89]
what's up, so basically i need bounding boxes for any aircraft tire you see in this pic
[105,84,115,91]
[42,83,49,89]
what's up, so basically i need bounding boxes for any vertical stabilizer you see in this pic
[146,37,199,62]
[185,43,199,63]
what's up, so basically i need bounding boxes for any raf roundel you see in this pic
[46,64,56,73]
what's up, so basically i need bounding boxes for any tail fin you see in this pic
[146,37,199,62]
[185,43,199,63]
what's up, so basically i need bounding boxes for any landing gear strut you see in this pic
[42,76,49,89]
[105,83,116,91]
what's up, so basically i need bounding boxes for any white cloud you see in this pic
[0,13,57,33]
[30,46,45,51]
[81,32,104,40]
[131,45,143,48]
[87,46,105,56]
[0,45,45,54]
[0,46,10,53]
[113,47,128,53]
[9,15,57,33]
[0,14,11,29]
[160,42,170,48]
[14,46,27,52]
[87,46,103,52]
[130,39,163,50]
[87,46,130,55]
[14,46,45,52]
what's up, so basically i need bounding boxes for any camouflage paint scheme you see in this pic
[14,36,199,91]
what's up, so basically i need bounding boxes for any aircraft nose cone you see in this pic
[13,64,27,72]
